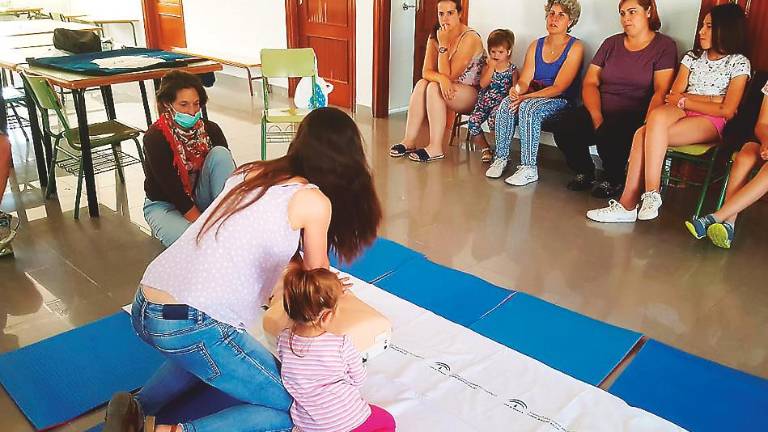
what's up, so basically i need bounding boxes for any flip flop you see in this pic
[389,144,416,158]
[408,148,445,163]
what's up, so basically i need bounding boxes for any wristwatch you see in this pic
[438,46,448,54]
[677,97,687,110]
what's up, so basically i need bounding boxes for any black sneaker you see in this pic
[566,174,595,191]
[591,181,623,199]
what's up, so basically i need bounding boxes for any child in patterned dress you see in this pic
[467,29,518,162]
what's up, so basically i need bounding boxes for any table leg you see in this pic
[72,89,99,217]
[100,86,117,120]
[139,81,152,127]
[0,74,7,132]
[129,22,138,46]
[21,78,47,188]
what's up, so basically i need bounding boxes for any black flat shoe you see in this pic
[103,392,155,432]
[591,181,623,199]
[566,174,595,191]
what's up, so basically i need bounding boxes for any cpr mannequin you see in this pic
[263,278,392,362]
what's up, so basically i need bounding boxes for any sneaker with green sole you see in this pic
[707,222,734,249]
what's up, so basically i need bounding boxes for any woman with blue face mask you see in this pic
[143,71,236,247]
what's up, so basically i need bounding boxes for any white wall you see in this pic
[389,2,417,112]
[66,0,146,47]
[356,0,373,107]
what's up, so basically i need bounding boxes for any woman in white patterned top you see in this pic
[686,79,768,249]
[588,3,751,223]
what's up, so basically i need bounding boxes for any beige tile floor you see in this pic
[1,73,767,431]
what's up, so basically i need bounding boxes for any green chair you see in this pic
[661,142,724,219]
[22,74,144,219]
[2,86,30,141]
[259,48,316,160]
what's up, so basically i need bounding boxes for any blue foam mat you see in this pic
[610,339,768,432]
[376,259,513,326]
[330,237,426,283]
[0,312,164,430]
[469,293,642,386]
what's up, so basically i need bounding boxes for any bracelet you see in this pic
[438,46,448,54]
[677,97,687,110]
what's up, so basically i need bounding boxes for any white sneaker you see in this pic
[504,166,538,186]
[586,200,638,223]
[485,159,508,178]
[638,191,662,221]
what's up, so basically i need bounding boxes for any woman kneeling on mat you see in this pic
[143,71,236,247]
[587,3,750,223]
[389,0,486,163]
[686,79,768,249]
[104,108,382,432]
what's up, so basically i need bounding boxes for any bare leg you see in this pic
[401,79,430,148]
[424,82,448,155]
[0,134,10,202]
[713,142,766,223]
[618,127,647,210]
[641,105,687,192]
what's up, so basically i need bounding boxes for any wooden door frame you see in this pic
[285,0,357,110]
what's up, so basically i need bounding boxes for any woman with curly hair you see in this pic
[485,0,584,185]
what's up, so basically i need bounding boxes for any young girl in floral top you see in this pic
[467,29,518,162]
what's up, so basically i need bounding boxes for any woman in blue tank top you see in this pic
[485,0,584,185]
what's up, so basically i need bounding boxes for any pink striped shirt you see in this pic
[277,330,371,432]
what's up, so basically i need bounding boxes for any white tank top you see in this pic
[141,173,317,329]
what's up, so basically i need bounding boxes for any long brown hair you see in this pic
[198,107,381,263]
[690,3,746,59]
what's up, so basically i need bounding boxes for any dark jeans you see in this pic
[552,105,646,185]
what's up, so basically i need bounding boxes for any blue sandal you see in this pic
[408,148,445,163]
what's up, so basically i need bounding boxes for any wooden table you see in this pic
[74,17,141,46]
[172,47,263,96]
[15,59,222,217]
[0,19,102,48]
[0,7,45,19]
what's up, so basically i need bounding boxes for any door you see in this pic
[293,0,356,109]
[413,0,469,85]
[142,0,187,50]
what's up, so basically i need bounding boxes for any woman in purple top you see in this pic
[553,0,677,198]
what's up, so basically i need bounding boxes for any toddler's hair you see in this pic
[487,29,515,51]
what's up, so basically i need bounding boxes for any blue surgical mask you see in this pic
[169,107,202,129]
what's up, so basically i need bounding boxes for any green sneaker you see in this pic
[707,222,735,249]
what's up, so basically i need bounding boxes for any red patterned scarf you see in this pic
[156,113,212,198]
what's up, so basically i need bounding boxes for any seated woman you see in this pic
[553,0,677,198]
[143,71,236,247]
[485,0,584,184]
[389,0,486,163]
[587,3,750,223]
[686,79,768,249]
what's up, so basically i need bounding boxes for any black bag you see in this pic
[53,28,102,54]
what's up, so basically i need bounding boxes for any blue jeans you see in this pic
[144,146,236,247]
[131,288,293,432]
